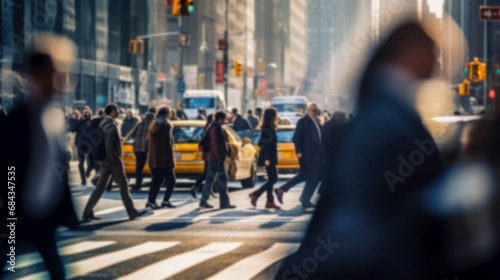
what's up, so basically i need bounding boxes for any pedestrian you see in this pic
[130,107,156,191]
[274,102,322,208]
[82,103,147,221]
[232,108,253,138]
[199,111,235,209]
[177,109,188,120]
[247,109,259,129]
[146,106,177,209]
[196,107,206,120]
[69,107,94,185]
[1,33,79,280]
[255,107,263,120]
[170,108,179,120]
[249,108,281,209]
[88,108,105,184]
[190,113,216,198]
[276,21,445,279]
[121,109,139,137]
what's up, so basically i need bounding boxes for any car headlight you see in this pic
[122,152,133,157]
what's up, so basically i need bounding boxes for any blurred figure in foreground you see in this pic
[1,33,79,279]
[130,107,156,191]
[274,103,322,208]
[276,21,444,279]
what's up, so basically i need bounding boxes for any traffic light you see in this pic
[234,60,243,76]
[172,0,194,16]
[128,40,137,54]
[464,64,469,74]
[459,79,470,96]
[469,58,486,82]
[128,40,144,54]
[489,89,496,99]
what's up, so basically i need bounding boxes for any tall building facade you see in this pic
[1,0,164,114]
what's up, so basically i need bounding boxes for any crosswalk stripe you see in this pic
[117,242,243,280]
[12,241,116,270]
[206,243,300,280]
[17,241,180,280]
[95,206,125,215]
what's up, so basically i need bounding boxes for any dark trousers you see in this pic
[281,167,320,204]
[201,160,230,207]
[77,152,87,184]
[83,161,137,217]
[194,161,209,190]
[87,153,98,175]
[134,151,148,189]
[253,165,277,203]
[148,167,176,203]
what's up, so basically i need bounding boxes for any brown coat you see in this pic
[206,122,229,161]
[148,119,176,168]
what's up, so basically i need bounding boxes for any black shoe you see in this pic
[301,202,316,208]
[199,202,214,209]
[190,185,198,199]
[145,202,161,209]
[129,209,148,220]
[82,214,101,221]
[220,204,236,209]
[274,188,284,204]
[82,181,87,186]
[161,201,176,208]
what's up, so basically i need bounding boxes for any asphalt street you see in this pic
[5,162,317,280]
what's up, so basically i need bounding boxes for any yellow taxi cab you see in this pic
[250,125,300,173]
[121,120,258,188]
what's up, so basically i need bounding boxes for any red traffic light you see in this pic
[489,89,496,99]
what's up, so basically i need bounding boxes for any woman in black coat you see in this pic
[69,108,94,185]
[249,108,280,209]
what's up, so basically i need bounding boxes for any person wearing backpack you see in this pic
[199,111,235,209]
[249,108,281,209]
[82,104,147,221]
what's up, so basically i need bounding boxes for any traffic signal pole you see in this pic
[223,0,229,105]
[483,0,488,111]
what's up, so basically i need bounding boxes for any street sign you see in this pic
[216,61,224,83]
[178,80,186,94]
[480,6,500,21]
[218,39,228,51]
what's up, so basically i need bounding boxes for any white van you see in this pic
[182,90,226,119]
[271,96,308,114]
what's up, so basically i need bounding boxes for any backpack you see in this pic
[198,125,212,152]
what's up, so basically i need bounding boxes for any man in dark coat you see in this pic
[247,109,260,129]
[199,111,235,209]
[121,109,139,137]
[276,22,445,280]
[130,107,156,191]
[232,108,253,139]
[0,34,79,280]
[274,103,322,208]
[82,104,147,221]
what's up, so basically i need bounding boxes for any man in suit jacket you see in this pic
[82,104,147,221]
[1,34,79,280]
[276,21,445,280]
[274,103,322,208]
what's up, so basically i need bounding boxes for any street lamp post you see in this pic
[224,0,229,104]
